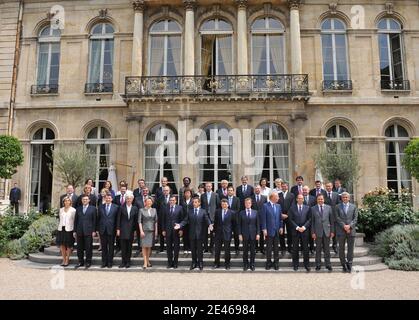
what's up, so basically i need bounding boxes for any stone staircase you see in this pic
[27,233,387,273]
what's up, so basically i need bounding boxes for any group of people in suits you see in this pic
[55,174,357,272]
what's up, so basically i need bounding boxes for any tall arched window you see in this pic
[254,123,289,187]
[144,124,179,195]
[30,128,55,211]
[326,124,352,154]
[385,124,412,194]
[34,26,61,94]
[321,18,350,90]
[86,126,110,190]
[200,18,233,76]
[149,20,182,76]
[86,23,114,93]
[199,123,233,189]
[378,18,408,90]
[251,17,285,75]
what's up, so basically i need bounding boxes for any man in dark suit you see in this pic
[290,176,304,197]
[97,193,118,268]
[261,191,284,270]
[9,183,21,214]
[116,193,138,268]
[288,194,311,272]
[200,182,220,253]
[238,198,260,271]
[59,184,78,209]
[162,196,184,269]
[324,182,341,253]
[156,185,171,252]
[311,194,335,271]
[251,185,267,254]
[302,185,316,254]
[216,179,229,200]
[226,186,240,255]
[133,178,146,200]
[76,185,97,207]
[74,195,97,269]
[155,176,169,200]
[309,180,328,198]
[176,197,213,270]
[113,183,128,253]
[333,179,346,196]
[236,175,254,211]
[213,199,234,269]
[335,192,358,273]
[278,182,295,254]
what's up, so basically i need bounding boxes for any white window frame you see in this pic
[88,23,114,84]
[250,17,286,75]
[148,20,182,76]
[326,124,352,154]
[36,27,61,85]
[321,18,350,82]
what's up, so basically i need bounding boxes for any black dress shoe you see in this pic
[346,263,352,272]
[125,264,130,269]
[342,265,348,273]
[332,245,338,254]
[190,264,196,270]
[199,263,203,270]
[101,264,106,268]
[326,266,333,272]
[107,264,112,269]
[225,264,230,270]
[293,266,298,271]
[305,267,311,272]
[75,263,84,269]
[250,265,255,271]
[243,264,248,271]
[119,264,126,268]
[315,266,321,271]
[260,250,265,255]
[274,263,279,271]
[85,263,91,269]
[265,261,271,270]
[173,264,178,269]
[167,264,172,269]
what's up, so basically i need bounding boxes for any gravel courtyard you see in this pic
[0,259,417,300]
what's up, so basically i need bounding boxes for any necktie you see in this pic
[106,204,110,216]
[170,206,174,216]
[305,196,308,204]
[317,189,321,196]
[229,197,232,208]
[299,205,302,215]
[222,210,226,222]
[247,209,250,218]
[243,185,247,193]
[320,205,324,217]
[256,195,259,202]
[298,186,302,194]
[223,189,227,196]
[194,208,198,216]
[121,195,125,206]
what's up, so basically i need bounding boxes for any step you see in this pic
[19,259,388,273]
[28,252,382,267]
[42,246,370,259]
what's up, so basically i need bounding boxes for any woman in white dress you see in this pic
[259,178,271,197]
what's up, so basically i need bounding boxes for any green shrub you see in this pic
[358,187,419,240]
[5,216,58,259]
[372,224,419,271]
[0,208,41,254]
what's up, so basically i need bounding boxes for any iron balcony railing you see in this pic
[85,82,114,93]
[31,84,59,94]
[322,80,353,91]
[381,80,410,91]
[125,74,309,97]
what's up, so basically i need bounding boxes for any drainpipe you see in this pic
[4,0,24,202]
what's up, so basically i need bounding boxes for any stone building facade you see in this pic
[1,0,418,212]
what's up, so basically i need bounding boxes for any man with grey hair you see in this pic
[335,192,358,273]
[117,191,138,268]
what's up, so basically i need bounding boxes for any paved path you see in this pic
[0,259,417,300]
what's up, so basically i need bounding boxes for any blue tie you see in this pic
[194,208,198,216]
[106,204,110,216]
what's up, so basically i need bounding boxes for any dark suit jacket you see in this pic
[290,184,304,197]
[180,208,212,240]
[288,204,311,236]
[261,202,283,237]
[77,194,97,208]
[74,205,97,236]
[97,203,119,236]
[216,188,229,200]
[335,203,358,236]
[302,195,317,207]
[200,192,220,222]
[213,208,234,241]
[309,188,328,198]
[161,205,184,235]
[279,191,295,213]
[180,198,194,220]
[324,191,341,208]
[236,184,254,210]
[238,209,260,240]
[133,188,142,200]
[311,204,335,237]
[9,187,21,203]
[134,195,153,209]
[117,205,139,240]
[225,195,240,212]
[59,193,78,208]
[155,187,164,200]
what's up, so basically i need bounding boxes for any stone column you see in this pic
[289,0,302,74]
[236,0,248,75]
[132,1,145,76]
[183,0,196,76]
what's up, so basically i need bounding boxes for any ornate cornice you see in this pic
[288,0,302,10]
[98,8,108,18]
[385,2,394,15]
[132,0,145,12]
[183,0,196,10]
[329,3,338,15]
[236,0,248,9]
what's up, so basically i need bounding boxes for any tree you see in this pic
[50,144,98,189]
[403,138,419,181]
[314,145,361,192]
[0,135,24,179]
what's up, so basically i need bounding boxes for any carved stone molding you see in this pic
[99,8,108,18]
[126,115,143,123]
[132,0,145,12]
[183,0,197,10]
[235,115,252,122]
[329,3,338,15]
[179,115,197,122]
[288,0,302,10]
[236,0,248,9]
[385,2,394,15]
